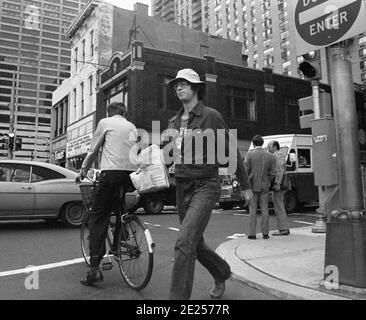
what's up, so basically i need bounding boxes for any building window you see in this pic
[73,88,77,120]
[360,60,366,70]
[90,30,94,58]
[361,73,366,82]
[284,96,299,128]
[80,82,84,116]
[89,75,93,111]
[264,56,274,67]
[359,48,366,58]
[105,78,129,111]
[226,87,256,121]
[82,39,85,64]
[74,47,78,72]
[358,35,366,46]
[158,75,181,111]
[281,50,290,60]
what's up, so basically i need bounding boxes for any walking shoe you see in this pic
[80,267,103,286]
[210,280,225,299]
[247,235,256,240]
[272,229,290,236]
[263,234,269,239]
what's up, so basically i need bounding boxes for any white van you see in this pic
[248,134,318,212]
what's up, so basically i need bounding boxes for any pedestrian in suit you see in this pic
[268,140,290,236]
[244,135,276,239]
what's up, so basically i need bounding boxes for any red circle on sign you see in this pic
[295,0,362,46]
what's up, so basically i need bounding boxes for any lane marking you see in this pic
[145,222,179,232]
[0,257,86,278]
[293,220,314,225]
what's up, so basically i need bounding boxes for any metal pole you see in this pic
[311,80,320,119]
[8,72,16,160]
[328,44,363,210]
[311,79,327,233]
[324,43,366,289]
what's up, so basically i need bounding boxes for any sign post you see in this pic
[293,0,366,289]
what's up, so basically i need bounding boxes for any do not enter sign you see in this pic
[293,0,366,55]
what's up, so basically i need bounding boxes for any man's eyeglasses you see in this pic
[173,81,190,91]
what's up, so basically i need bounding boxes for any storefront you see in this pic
[66,115,94,172]
[53,148,66,167]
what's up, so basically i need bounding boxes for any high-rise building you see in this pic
[152,0,366,86]
[152,0,210,32]
[0,0,88,161]
[211,0,366,85]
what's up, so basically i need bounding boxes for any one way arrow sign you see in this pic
[291,0,366,55]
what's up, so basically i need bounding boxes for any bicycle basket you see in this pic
[79,183,97,209]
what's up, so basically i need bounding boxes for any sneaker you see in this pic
[272,229,290,236]
[80,268,103,286]
[210,280,225,299]
[247,235,256,240]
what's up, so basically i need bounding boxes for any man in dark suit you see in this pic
[244,135,276,239]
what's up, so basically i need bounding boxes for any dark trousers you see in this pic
[169,177,231,300]
[88,170,133,268]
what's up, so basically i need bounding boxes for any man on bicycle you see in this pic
[76,102,138,286]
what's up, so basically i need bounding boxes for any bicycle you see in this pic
[78,177,155,290]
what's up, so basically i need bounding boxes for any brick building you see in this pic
[97,40,313,158]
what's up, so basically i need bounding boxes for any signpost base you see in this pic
[325,211,366,288]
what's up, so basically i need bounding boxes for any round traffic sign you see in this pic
[295,0,362,46]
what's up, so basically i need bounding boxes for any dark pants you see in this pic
[169,177,231,300]
[88,170,133,268]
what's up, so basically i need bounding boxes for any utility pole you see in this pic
[325,42,366,288]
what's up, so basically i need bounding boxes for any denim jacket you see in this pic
[162,101,251,190]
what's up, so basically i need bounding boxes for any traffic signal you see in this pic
[0,135,8,150]
[15,137,22,151]
[8,132,15,151]
[298,50,321,80]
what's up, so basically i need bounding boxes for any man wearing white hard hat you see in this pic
[164,68,253,299]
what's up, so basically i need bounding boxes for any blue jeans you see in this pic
[169,177,231,300]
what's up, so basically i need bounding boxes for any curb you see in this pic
[216,240,350,300]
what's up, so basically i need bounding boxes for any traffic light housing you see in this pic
[298,50,321,80]
[15,137,22,151]
[8,132,15,151]
[0,135,8,150]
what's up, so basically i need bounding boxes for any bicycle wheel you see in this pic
[80,210,92,266]
[116,215,154,290]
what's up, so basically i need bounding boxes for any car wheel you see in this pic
[284,191,299,213]
[144,198,164,214]
[220,203,234,210]
[60,202,86,227]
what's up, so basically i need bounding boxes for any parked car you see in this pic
[126,186,176,215]
[0,160,86,227]
[218,172,244,210]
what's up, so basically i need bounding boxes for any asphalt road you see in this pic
[0,207,317,300]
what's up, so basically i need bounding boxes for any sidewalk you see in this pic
[216,226,366,300]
